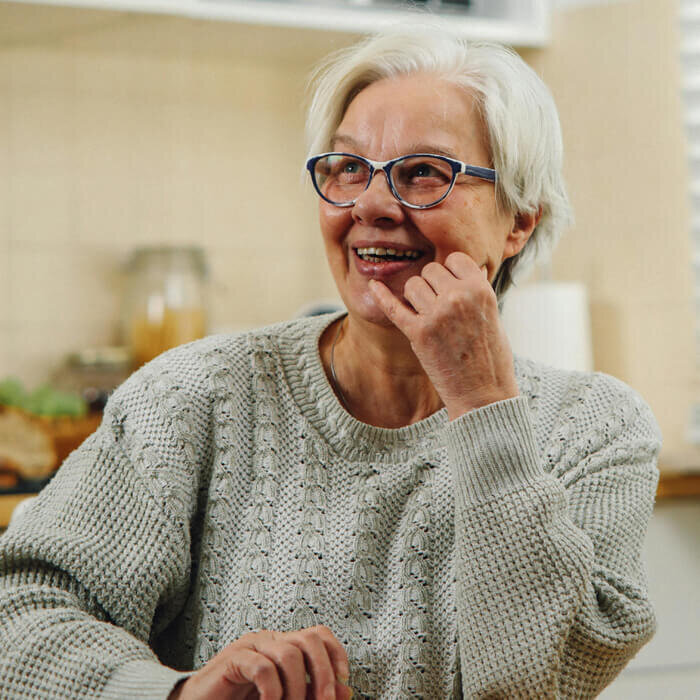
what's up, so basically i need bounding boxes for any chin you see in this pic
[362,311,396,328]
[336,275,406,328]
[344,294,400,329]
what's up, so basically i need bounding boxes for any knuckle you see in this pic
[476,284,496,307]
[445,289,465,308]
[312,624,333,638]
[385,299,399,317]
[251,657,276,683]
[278,644,303,666]
[231,630,259,649]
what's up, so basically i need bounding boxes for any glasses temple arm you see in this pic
[460,163,497,182]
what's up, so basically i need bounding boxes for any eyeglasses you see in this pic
[306,152,497,210]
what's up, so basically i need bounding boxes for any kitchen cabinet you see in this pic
[3,0,550,46]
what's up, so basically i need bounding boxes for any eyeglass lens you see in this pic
[313,154,454,207]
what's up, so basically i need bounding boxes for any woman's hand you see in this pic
[169,626,351,700]
[369,251,519,420]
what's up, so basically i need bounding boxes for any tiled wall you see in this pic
[0,0,697,457]
[0,5,342,383]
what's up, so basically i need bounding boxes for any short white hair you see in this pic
[305,23,573,299]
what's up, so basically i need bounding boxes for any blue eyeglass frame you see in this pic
[305,151,497,210]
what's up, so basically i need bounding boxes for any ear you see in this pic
[502,206,543,261]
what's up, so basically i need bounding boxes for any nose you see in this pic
[351,168,405,227]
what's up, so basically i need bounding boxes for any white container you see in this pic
[500,281,593,372]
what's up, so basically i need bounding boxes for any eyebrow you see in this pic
[331,133,460,160]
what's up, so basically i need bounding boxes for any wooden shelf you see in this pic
[657,448,700,499]
[657,471,700,500]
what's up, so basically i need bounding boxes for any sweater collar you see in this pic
[278,312,448,463]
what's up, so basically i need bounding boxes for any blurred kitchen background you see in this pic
[0,0,698,696]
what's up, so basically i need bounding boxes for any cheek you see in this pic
[320,206,353,246]
[413,210,479,254]
[434,199,511,255]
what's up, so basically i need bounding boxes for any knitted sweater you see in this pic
[0,313,661,699]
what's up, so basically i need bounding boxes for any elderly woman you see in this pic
[0,25,660,700]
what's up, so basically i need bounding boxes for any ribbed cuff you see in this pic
[101,660,193,700]
[444,396,545,505]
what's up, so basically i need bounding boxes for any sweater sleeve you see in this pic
[443,375,660,699]
[0,360,210,699]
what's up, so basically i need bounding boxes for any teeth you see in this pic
[355,247,421,260]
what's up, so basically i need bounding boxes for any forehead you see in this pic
[334,73,485,159]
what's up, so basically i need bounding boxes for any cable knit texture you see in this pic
[0,313,661,699]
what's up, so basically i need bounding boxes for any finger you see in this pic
[444,251,480,279]
[336,680,353,700]
[219,648,283,700]
[420,261,458,294]
[311,625,350,684]
[286,631,337,700]
[255,640,307,700]
[403,275,437,314]
[367,279,416,334]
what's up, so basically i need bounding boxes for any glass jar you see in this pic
[123,246,208,369]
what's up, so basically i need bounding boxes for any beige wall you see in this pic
[0,0,696,459]
[0,3,347,382]
[523,0,697,462]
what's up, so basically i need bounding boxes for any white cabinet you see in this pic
[4,0,551,46]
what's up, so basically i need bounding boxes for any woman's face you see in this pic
[319,72,530,327]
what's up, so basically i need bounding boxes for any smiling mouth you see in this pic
[354,246,423,263]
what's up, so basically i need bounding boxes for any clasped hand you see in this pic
[369,251,519,420]
[170,626,351,700]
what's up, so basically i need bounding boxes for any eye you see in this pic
[333,157,368,184]
[396,157,452,188]
[411,163,441,179]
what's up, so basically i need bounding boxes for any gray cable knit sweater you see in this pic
[0,313,661,699]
